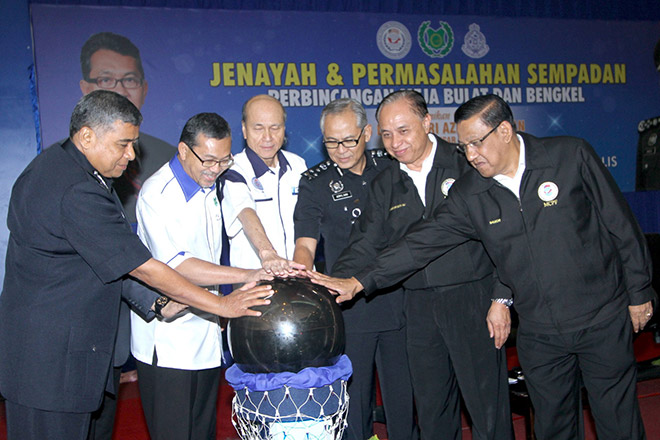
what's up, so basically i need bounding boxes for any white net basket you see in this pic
[231,379,349,440]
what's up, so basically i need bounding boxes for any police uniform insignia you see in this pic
[331,178,352,201]
[333,191,353,201]
[441,178,456,196]
[351,208,362,219]
[329,180,344,193]
[461,23,489,59]
[303,160,339,181]
[537,181,559,202]
[252,177,263,191]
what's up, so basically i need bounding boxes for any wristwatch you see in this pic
[492,298,514,308]
[153,296,170,318]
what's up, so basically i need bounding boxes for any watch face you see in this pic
[156,296,169,306]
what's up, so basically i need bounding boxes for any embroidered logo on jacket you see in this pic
[538,181,559,207]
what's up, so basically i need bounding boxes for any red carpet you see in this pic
[2,374,660,439]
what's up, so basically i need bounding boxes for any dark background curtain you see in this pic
[25,0,660,20]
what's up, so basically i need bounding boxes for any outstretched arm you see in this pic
[130,258,272,318]
[237,207,304,275]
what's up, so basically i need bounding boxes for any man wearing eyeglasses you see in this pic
[313,93,656,440]
[80,32,175,228]
[312,90,513,440]
[79,32,177,440]
[131,113,269,440]
[293,98,417,440]
[221,94,307,275]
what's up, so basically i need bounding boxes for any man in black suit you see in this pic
[78,32,176,439]
[0,90,271,440]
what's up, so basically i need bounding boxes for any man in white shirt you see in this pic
[131,113,267,440]
[221,95,307,273]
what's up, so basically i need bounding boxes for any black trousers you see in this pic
[5,400,91,440]
[517,310,646,440]
[87,366,121,440]
[343,326,418,440]
[405,278,513,440]
[136,359,221,440]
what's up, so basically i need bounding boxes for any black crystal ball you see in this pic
[228,276,345,374]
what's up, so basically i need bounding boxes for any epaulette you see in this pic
[302,159,341,181]
[370,148,389,159]
[639,116,660,133]
[369,148,392,165]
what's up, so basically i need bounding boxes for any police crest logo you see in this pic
[376,21,413,60]
[418,20,454,58]
[329,180,345,193]
[461,23,490,59]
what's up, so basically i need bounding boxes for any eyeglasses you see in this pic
[456,122,502,154]
[85,76,144,90]
[323,127,365,150]
[185,144,234,168]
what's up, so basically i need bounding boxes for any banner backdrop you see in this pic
[31,4,660,191]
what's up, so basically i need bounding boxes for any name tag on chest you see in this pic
[332,191,352,201]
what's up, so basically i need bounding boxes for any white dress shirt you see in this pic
[221,148,307,269]
[131,155,224,370]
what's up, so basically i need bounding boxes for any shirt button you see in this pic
[91,345,97,352]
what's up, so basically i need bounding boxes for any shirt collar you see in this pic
[245,147,290,178]
[61,138,115,190]
[494,134,526,183]
[169,154,213,202]
[400,133,437,176]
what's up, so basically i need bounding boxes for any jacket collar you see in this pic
[464,132,554,195]
[392,134,459,185]
[430,133,461,169]
[61,138,115,190]
[169,154,213,202]
[245,147,291,179]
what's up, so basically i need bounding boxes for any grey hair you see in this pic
[319,98,368,132]
[69,90,142,138]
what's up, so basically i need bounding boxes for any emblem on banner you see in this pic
[418,21,454,58]
[252,177,263,191]
[537,181,559,202]
[461,23,489,59]
[329,180,345,193]
[441,178,456,196]
[377,21,412,60]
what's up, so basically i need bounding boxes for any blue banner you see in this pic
[31,5,660,191]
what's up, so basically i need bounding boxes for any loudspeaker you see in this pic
[636,116,660,191]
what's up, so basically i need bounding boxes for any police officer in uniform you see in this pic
[294,98,417,440]
[635,37,660,190]
[312,91,513,440]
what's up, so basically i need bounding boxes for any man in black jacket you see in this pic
[293,98,417,440]
[0,91,272,440]
[312,94,655,440]
[329,90,513,440]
